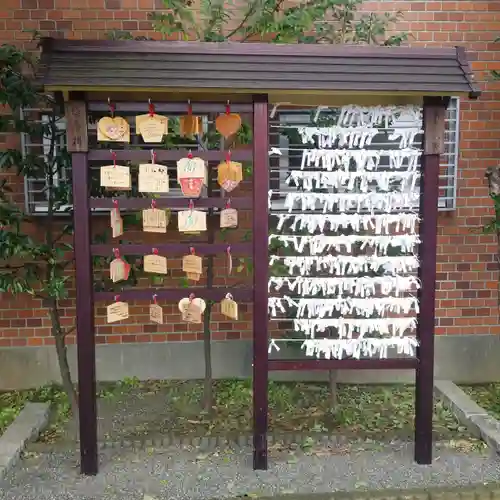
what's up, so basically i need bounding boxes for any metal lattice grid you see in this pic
[269,98,459,212]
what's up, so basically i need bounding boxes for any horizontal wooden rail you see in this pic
[88,149,252,162]
[94,288,253,302]
[268,358,418,371]
[87,102,253,113]
[91,242,252,256]
[89,197,253,210]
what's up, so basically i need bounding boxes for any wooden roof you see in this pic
[38,38,480,98]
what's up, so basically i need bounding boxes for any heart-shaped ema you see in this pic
[98,116,130,142]
[178,297,206,313]
[215,113,242,139]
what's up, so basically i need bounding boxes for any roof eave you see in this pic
[455,45,481,100]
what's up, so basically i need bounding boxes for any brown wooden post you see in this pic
[252,94,269,470]
[67,94,98,475]
[414,95,448,464]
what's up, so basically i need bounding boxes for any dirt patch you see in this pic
[32,379,474,446]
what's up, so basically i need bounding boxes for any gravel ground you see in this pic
[0,442,499,500]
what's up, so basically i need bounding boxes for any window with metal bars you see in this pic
[21,100,459,213]
[21,108,214,214]
[269,98,459,212]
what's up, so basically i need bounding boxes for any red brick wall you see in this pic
[0,0,499,348]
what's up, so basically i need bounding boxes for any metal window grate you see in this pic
[22,99,459,214]
[269,98,459,212]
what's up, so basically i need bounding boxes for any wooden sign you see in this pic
[100,165,131,190]
[142,208,168,233]
[179,115,201,137]
[182,254,202,281]
[177,156,207,197]
[110,208,124,238]
[138,164,170,193]
[110,257,130,283]
[66,101,88,153]
[220,208,238,229]
[178,209,207,234]
[178,296,206,324]
[217,161,243,192]
[216,113,241,138]
[135,114,168,143]
[221,294,238,320]
[107,301,129,323]
[97,116,130,142]
[149,303,163,324]
[144,254,168,274]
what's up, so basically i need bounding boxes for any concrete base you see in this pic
[0,403,50,479]
[435,380,500,455]
[0,334,499,389]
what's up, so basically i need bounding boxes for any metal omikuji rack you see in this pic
[69,95,445,475]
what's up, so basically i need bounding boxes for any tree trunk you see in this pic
[328,369,338,410]
[203,300,214,414]
[48,303,79,418]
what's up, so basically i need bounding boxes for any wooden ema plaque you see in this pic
[100,165,131,190]
[97,116,130,143]
[221,294,238,320]
[180,115,201,137]
[217,160,243,193]
[107,300,129,323]
[178,296,206,324]
[220,208,238,229]
[182,252,202,281]
[179,102,201,137]
[110,206,123,238]
[149,302,163,324]
[110,256,130,283]
[177,156,207,197]
[178,209,207,234]
[138,163,170,193]
[215,103,242,138]
[135,113,168,143]
[143,207,169,233]
[144,253,168,274]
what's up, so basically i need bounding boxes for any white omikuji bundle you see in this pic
[267,104,422,360]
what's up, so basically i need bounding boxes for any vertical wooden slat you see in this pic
[69,98,98,475]
[252,94,269,471]
[414,96,446,464]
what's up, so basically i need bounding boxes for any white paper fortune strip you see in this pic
[267,336,419,359]
[269,255,419,276]
[268,296,419,318]
[298,126,379,149]
[269,234,419,255]
[286,170,420,193]
[300,336,418,359]
[337,105,421,128]
[298,124,422,149]
[275,213,419,235]
[273,191,420,213]
[268,276,421,298]
[292,317,417,338]
[299,148,420,172]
